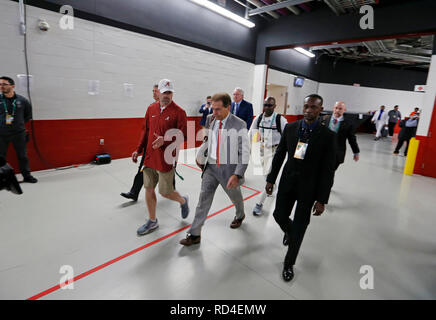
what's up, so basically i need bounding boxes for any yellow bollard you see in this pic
[403,137,420,175]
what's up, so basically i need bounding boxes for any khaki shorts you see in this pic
[143,167,175,195]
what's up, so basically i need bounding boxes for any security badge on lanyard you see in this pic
[294,141,308,159]
[294,124,311,160]
[3,98,16,125]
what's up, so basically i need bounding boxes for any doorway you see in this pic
[266,84,288,115]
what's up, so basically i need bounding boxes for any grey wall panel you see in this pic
[19,0,259,62]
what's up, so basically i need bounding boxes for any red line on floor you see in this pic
[27,165,261,300]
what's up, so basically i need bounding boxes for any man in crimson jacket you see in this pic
[132,79,189,236]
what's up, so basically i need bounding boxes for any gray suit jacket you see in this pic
[199,113,249,182]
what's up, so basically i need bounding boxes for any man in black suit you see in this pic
[322,101,360,170]
[265,94,337,282]
[230,87,253,129]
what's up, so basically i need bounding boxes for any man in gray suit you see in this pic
[180,93,250,246]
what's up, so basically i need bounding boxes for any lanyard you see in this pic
[2,97,16,116]
[299,120,317,143]
[261,112,276,143]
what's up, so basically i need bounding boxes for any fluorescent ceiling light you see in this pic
[294,47,315,58]
[190,0,255,28]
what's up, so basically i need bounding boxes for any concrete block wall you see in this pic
[1,1,254,120]
[0,0,254,171]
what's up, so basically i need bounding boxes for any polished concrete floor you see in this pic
[1,133,435,300]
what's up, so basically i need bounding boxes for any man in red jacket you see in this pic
[132,79,189,235]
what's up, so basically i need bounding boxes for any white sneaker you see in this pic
[252,203,263,216]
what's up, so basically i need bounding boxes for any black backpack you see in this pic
[256,113,283,134]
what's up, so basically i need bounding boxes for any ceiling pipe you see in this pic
[276,0,301,15]
[233,0,271,20]
[323,0,340,15]
[364,41,431,64]
[259,0,290,16]
[246,0,280,18]
[248,0,311,16]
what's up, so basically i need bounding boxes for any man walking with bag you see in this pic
[121,84,160,201]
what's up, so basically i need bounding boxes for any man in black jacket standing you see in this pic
[0,76,37,183]
[121,84,159,201]
[265,94,337,282]
[322,101,360,170]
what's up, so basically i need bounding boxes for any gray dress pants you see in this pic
[189,164,245,236]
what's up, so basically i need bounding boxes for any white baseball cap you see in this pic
[158,79,174,93]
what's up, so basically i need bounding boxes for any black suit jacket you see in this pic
[266,120,337,204]
[323,115,360,164]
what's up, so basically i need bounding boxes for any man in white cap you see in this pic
[132,79,189,235]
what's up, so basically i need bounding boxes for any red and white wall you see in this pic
[1,1,254,171]
[2,1,435,177]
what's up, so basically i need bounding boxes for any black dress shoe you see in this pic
[283,232,289,246]
[120,192,138,201]
[282,265,294,282]
[23,175,38,183]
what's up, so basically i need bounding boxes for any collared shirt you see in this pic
[388,110,401,123]
[328,115,343,133]
[233,101,241,115]
[0,93,32,135]
[210,113,230,160]
[299,119,319,142]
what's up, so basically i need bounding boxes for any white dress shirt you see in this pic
[209,113,230,160]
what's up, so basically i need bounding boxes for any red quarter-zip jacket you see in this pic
[136,101,187,172]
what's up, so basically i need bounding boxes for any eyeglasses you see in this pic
[263,103,274,107]
[0,83,11,86]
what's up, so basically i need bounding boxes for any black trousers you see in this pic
[394,128,416,156]
[128,154,145,196]
[388,122,396,136]
[0,131,31,177]
[394,136,411,156]
[273,182,313,267]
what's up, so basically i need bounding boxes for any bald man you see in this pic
[322,101,360,170]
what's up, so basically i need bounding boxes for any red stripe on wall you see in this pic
[6,117,203,173]
[5,115,302,173]
[285,115,304,122]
